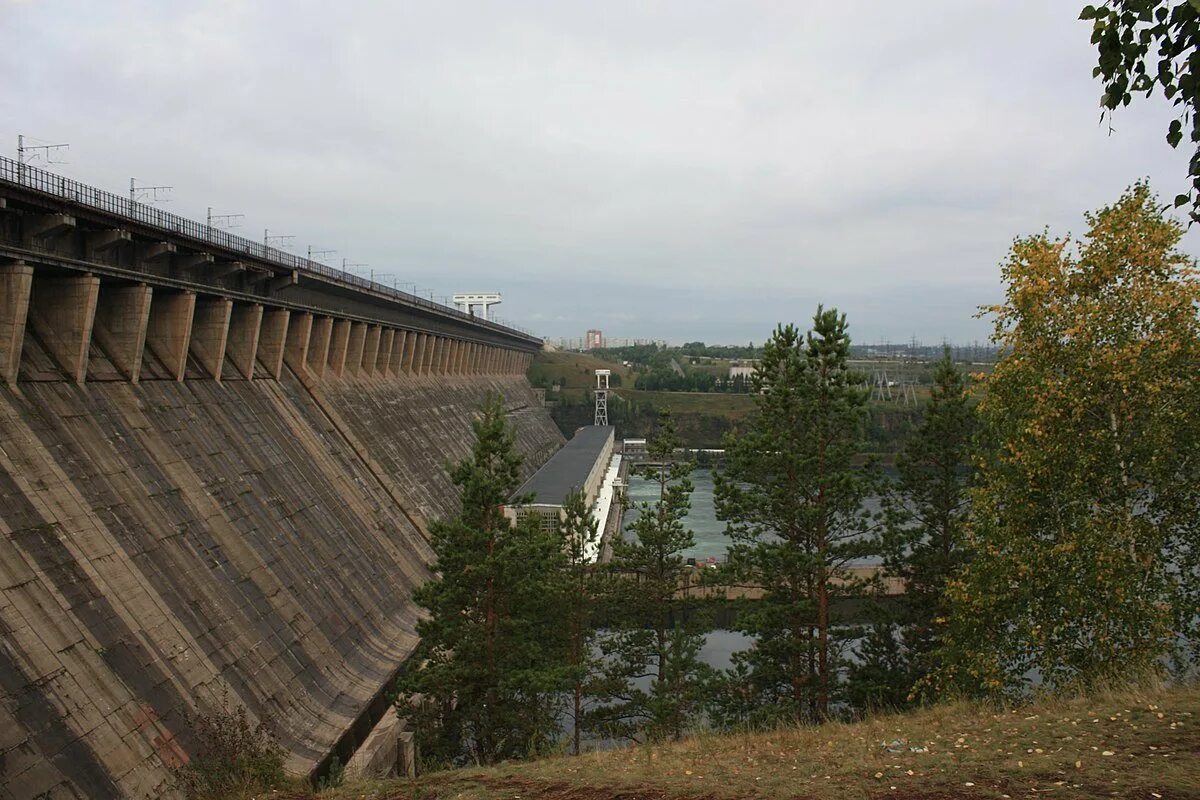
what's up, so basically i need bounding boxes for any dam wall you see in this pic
[0,345,560,799]
[0,163,564,799]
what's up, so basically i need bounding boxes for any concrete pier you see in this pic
[0,261,33,384]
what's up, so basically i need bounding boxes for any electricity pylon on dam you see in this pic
[453,292,502,320]
[594,369,610,426]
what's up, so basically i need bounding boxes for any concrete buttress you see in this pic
[0,261,33,384]
[145,291,196,380]
[345,322,367,378]
[307,316,332,380]
[227,303,264,380]
[257,308,290,379]
[328,319,351,377]
[362,324,381,376]
[284,311,314,374]
[388,330,405,376]
[412,333,427,375]
[377,328,394,375]
[28,273,101,384]
[189,297,233,381]
[92,283,153,382]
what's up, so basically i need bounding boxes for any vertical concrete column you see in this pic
[346,322,367,377]
[412,333,427,375]
[226,303,263,380]
[427,336,441,375]
[328,318,351,377]
[362,324,382,375]
[257,308,290,379]
[283,311,313,374]
[92,283,152,383]
[402,331,417,374]
[307,315,332,379]
[457,341,466,374]
[389,330,406,376]
[427,334,440,374]
[480,346,490,374]
[439,337,453,374]
[146,291,196,381]
[28,273,100,384]
[0,262,34,385]
[189,297,233,381]
[378,328,395,374]
[450,339,462,374]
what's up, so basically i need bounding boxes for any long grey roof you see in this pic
[512,425,613,505]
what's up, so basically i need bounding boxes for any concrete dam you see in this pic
[0,159,565,798]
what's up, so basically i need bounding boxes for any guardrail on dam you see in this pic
[0,164,566,798]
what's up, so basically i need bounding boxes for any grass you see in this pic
[615,389,757,418]
[284,681,1199,800]
[529,351,633,391]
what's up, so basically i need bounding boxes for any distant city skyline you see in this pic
[3,2,1195,344]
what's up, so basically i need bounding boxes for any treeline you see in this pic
[395,185,1200,767]
[549,389,919,453]
[633,369,751,393]
[593,342,761,365]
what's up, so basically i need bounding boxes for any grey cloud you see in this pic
[1,0,1193,344]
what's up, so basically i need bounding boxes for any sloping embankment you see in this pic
[0,343,563,799]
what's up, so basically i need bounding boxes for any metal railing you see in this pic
[0,156,537,341]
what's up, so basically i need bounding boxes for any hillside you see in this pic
[302,682,1198,800]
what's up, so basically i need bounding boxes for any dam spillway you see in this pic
[0,162,565,798]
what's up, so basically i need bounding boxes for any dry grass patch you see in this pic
[294,683,1199,800]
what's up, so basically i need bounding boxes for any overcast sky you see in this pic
[1,1,1192,345]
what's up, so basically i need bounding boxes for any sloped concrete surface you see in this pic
[0,340,562,798]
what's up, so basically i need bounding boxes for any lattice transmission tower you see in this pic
[594,369,610,426]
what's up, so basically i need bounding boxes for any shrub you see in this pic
[172,694,286,800]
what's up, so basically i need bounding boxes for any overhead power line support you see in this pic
[594,369,610,427]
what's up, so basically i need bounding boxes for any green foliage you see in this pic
[172,694,286,800]
[317,755,344,790]
[594,411,713,742]
[1084,1,1200,219]
[937,183,1200,697]
[843,621,913,714]
[852,349,975,708]
[395,396,570,768]
[557,487,606,755]
[712,309,879,726]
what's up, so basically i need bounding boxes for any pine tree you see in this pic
[596,411,711,742]
[713,309,878,725]
[557,487,602,755]
[395,397,568,767]
[850,348,974,709]
[937,183,1200,696]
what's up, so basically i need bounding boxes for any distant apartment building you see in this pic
[584,329,604,350]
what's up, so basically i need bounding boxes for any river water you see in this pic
[621,467,883,564]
